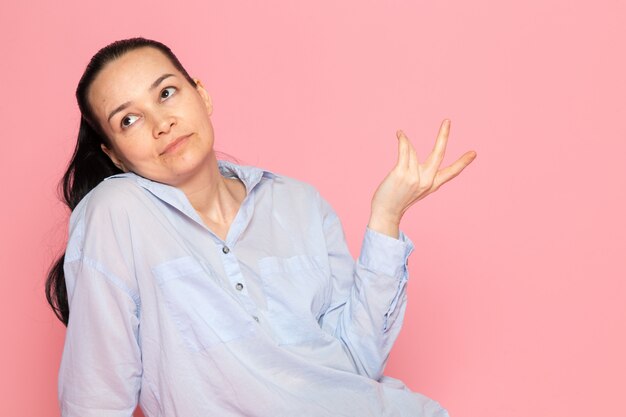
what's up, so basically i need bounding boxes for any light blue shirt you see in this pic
[59,161,448,417]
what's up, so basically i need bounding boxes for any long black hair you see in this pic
[46,38,197,325]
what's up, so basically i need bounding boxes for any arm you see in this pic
[59,258,142,417]
[58,190,142,417]
[317,197,413,380]
[318,119,476,380]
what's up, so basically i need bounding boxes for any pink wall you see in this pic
[1,1,624,416]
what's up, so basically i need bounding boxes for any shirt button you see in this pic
[222,246,230,254]
[252,316,259,322]
[235,282,244,291]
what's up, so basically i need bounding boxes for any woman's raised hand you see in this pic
[367,119,477,238]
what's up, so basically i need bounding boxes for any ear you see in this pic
[194,78,213,116]
[100,144,127,172]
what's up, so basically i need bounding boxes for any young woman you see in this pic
[46,37,476,417]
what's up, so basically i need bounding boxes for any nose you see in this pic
[152,110,176,138]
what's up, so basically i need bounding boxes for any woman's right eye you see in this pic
[121,114,140,128]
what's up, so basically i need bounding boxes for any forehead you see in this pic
[88,47,180,114]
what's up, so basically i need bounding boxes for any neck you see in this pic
[178,157,246,235]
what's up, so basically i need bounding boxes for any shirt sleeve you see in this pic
[58,196,142,417]
[316,194,414,380]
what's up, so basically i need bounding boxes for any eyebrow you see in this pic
[106,73,176,123]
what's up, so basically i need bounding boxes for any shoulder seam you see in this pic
[77,255,142,309]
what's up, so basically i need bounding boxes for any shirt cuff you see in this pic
[357,227,415,278]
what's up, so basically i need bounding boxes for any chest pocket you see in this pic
[258,254,332,345]
[153,256,255,352]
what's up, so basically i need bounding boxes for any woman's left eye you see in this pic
[160,86,177,100]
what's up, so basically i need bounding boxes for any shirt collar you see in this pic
[103,160,275,222]
[105,160,273,189]
[216,160,275,195]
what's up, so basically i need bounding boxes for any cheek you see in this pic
[187,94,211,120]
[114,133,155,162]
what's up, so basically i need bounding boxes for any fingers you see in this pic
[396,130,419,171]
[425,119,451,169]
[432,150,477,190]
[396,130,410,170]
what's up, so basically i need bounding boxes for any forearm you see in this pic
[60,259,141,417]
[320,226,413,379]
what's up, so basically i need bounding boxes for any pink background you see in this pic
[1,1,624,416]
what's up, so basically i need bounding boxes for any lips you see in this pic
[160,134,191,155]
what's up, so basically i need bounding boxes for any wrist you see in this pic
[367,210,401,239]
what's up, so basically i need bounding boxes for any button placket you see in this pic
[217,242,261,325]
[219,243,250,298]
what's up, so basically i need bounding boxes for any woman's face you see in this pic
[88,46,215,187]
